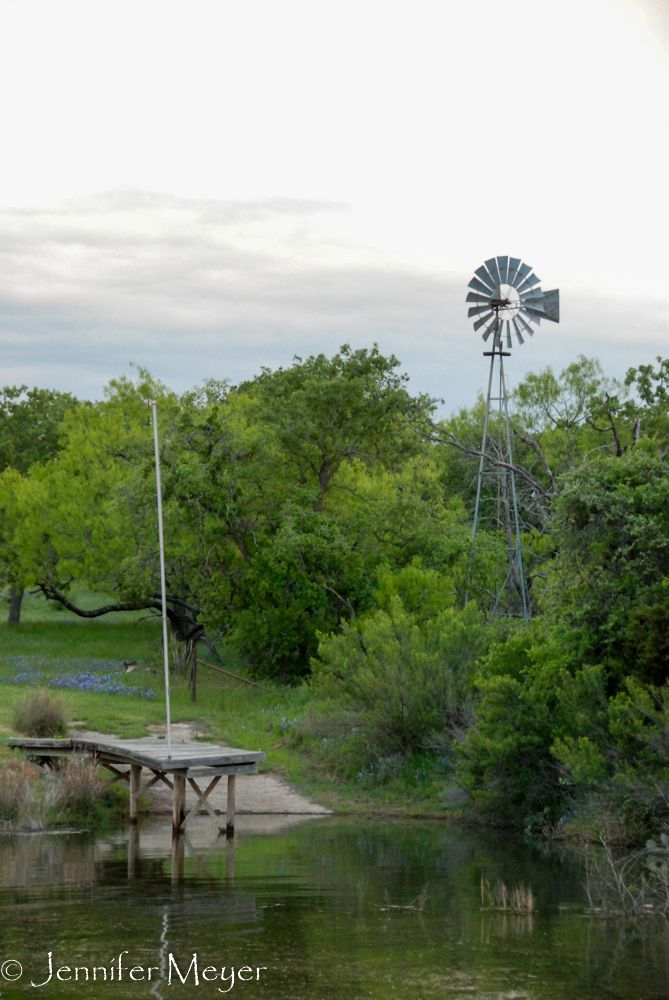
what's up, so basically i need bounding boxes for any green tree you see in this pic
[549,444,669,688]
[0,385,77,622]
[7,349,465,681]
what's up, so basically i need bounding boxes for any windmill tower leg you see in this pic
[465,349,496,607]
[499,353,529,620]
[468,339,529,621]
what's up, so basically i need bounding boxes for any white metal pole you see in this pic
[151,401,172,758]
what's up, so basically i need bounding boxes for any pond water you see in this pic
[0,816,666,999]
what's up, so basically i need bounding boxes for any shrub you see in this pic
[456,623,609,825]
[55,758,101,817]
[0,750,59,829]
[311,598,510,756]
[13,689,67,738]
[0,752,34,822]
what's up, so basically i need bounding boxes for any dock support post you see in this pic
[173,774,186,834]
[128,824,140,879]
[226,774,235,836]
[171,834,184,881]
[226,836,234,883]
[129,764,142,824]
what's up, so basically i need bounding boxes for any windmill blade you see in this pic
[506,321,512,349]
[517,272,541,294]
[485,257,501,288]
[516,314,534,338]
[540,289,560,323]
[481,315,499,342]
[512,318,525,345]
[497,255,509,283]
[469,276,493,296]
[468,304,492,318]
[473,311,494,331]
[511,262,532,288]
[481,315,499,340]
[474,266,496,291]
[507,257,521,285]
[466,290,492,304]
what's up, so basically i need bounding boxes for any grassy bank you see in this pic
[0,617,455,820]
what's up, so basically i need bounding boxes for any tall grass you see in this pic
[0,752,60,829]
[54,758,101,817]
[0,751,102,829]
[480,876,535,914]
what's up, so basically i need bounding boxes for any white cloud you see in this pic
[0,189,666,412]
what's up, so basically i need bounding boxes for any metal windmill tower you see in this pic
[466,256,559,619]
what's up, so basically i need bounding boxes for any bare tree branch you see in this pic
[428,427,553,498]
[512,430,557,493]
[324,584,356,620]
[33,582,161,619]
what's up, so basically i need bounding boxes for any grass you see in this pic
[0,616,457,818]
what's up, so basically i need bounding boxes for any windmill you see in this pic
[466,256,559,619]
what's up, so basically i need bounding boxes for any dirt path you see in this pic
[72,723,331,817]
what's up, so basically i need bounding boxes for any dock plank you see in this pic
[7,736,265,773]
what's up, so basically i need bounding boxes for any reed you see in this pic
[480,876,535,914]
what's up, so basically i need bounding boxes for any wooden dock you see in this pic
[7,736,265,836]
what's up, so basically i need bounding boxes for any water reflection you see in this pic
[1,818,668,999]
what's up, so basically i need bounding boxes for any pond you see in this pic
[0,816,667,999]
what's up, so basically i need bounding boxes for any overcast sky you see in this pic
[0,0,667,412]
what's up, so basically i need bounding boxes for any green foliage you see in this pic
[0,385,78,475]
[6,347,669,836]
[0,386,77,602]
[550,445,669,687]
[456,623,608,824]
[312,593,509,755]
[551,736,607,787]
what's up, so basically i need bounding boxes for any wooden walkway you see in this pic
[8,736,265,836]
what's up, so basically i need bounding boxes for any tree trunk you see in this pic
[8,587,23,625]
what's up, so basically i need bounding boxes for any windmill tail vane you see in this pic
[466,255,559,350]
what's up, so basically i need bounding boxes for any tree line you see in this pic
[2,346,669,833]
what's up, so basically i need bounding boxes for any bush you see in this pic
[456,623,609,826]
[13,689,67,738]
[55,758,101,817]
[311,597,510,756]
[0,750,59,829]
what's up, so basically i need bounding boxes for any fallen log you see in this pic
[198,658,274,693]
